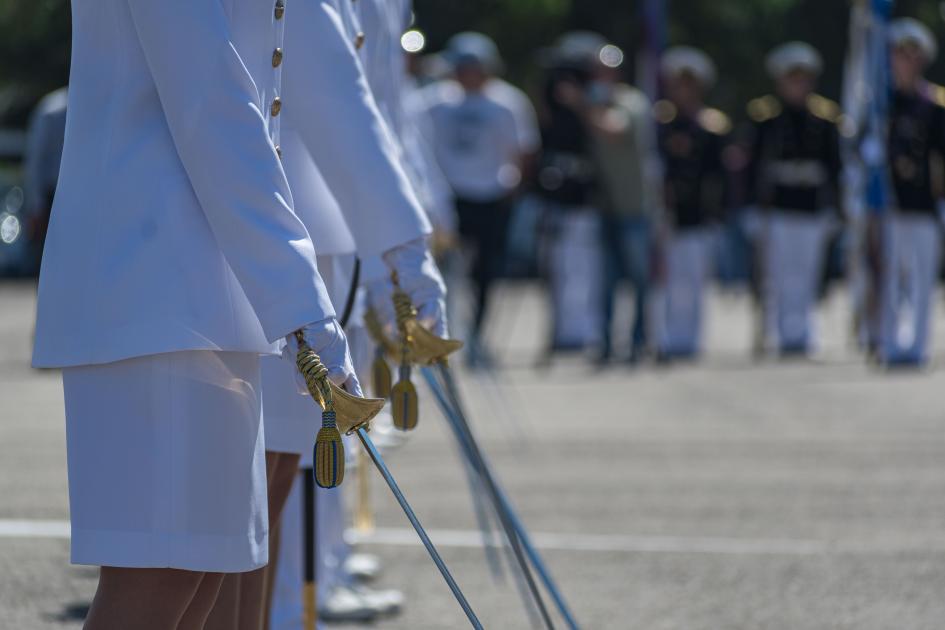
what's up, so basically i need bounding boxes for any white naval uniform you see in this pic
[262,0,428,460]
[357,0,455,232]
[879,213,942,364]
[263,2,430,626]
[35,0,337,572]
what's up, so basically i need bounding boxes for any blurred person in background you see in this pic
[445,34,542,177]
[745,42,842,357]
[23,86,67,274]
[877,18,945,367]
[653,47,730,360]
[423,32,538,366]
[535,32,621,363]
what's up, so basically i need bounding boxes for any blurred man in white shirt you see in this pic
[423,32,538,364]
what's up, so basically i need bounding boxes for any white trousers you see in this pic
[64,351,267,572]
[658,228,714,356]
[548,209,603,349]
[763,212,831,352]
[269,474,348,630]
[879,213,941,364]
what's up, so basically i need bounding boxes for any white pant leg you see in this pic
[661,229,711,355]
[908,216,941,361]
[270,477,304,630]
[768,212,828,351]
[761,214,781,350]
[269,475,349,630]
[880,216,901,361]
[551,210,603,349]
[881,214,941,362]
[317,487,350,600]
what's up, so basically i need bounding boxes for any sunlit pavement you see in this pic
[2,280,945,629]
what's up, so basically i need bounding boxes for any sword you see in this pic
[373,285,568,629]
[355,425,483,629]
[368,305,513,584]
[425,365,580,630]
[422,366,557,630]
[292,331,483,629]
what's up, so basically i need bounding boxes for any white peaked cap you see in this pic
[554,31,610,63]
[661,46,717,87]
[889,18,937,63]
[766,41,823,79]
[446,32,503,73]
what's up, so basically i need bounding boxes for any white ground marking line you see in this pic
[350,528,945,556]
[0,519,71,539]
[1,520,942,556]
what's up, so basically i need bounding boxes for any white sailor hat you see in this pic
[542,31,625,69]
[661,46,717,87]
[445,32,503,74]
[766,41,823,79]
[554,31,608,62]
[889,18,937,63]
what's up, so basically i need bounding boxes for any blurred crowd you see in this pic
[394,17,945,370]
[19,16,945,370]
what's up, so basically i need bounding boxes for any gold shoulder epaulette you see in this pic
[698,107,732,135]
[806,93,842,123]
[926,82,945,108]
[652,99,677,124]
[747,95,781,122]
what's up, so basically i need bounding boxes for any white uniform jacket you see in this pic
[281,0,430,258]
[33,0,337,368]
[355,0,456,232]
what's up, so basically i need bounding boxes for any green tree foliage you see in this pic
[415,0,945,119]
[3,0,945,125]
[0,0,70,125]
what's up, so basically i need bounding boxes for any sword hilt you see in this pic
[295,331,334,410]
[295,332,345,488]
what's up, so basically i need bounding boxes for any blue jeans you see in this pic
[600,215,652,359]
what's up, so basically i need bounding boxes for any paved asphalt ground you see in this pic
[2,280,945,629]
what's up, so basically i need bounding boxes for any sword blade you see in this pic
[432,364,582,630]
[355,427,484,629]
[422,367,557,630]
[456,436,507,579]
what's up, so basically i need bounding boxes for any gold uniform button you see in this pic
[272,48,283,67]
[274,0,285,19]
[271,97,282,117]
[355,32,366,50]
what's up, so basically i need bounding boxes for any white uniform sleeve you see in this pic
[283,1,431,258]
[125,0,334,341]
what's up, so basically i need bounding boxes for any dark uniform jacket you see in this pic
[657,104,730,229]
[888,83,945,215]
[746,94,842,214]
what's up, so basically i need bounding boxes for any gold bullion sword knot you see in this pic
[294,331,385,488]
[385,274,462,431]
